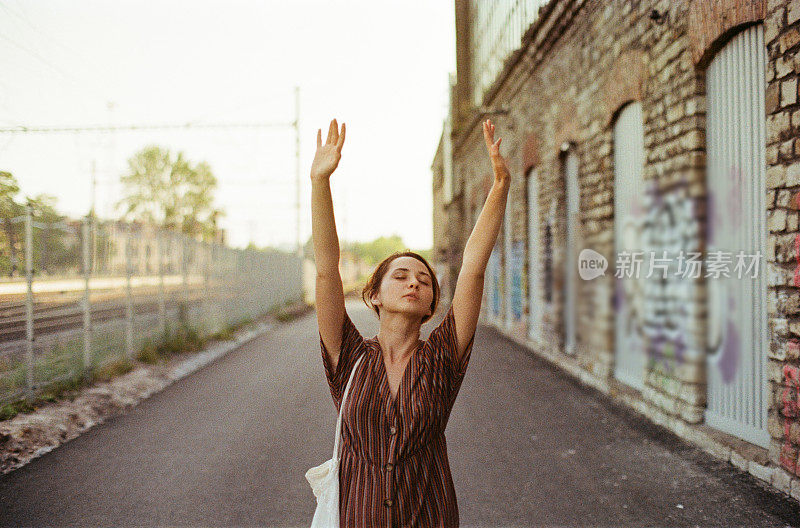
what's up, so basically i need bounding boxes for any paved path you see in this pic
[1,299,798,527]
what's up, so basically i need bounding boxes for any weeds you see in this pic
[0,301,306,422]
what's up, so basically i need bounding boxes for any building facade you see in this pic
[432,0,800,501]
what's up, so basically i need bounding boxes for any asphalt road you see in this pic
[1,299,798,527]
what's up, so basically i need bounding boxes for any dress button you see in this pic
[389,426,397,435]
[386,462,393,471]
[384,498,393,507]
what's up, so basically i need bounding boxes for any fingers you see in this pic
[337,122,346,152]
[483,118,497,150]
[322,119,345,149]
[330,118,339,144]
[326,119,335,144]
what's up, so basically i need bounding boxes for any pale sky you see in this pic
[0,0,455,250]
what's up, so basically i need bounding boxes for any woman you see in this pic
[311,117,510,527]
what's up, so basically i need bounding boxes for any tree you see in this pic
[352,234,407,265]
[26,193,76,275]
[0,171,24,276]
[305,233,430,267]
[116,145,225,241]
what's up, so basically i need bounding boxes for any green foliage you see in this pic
[0,311,284,422]
[353,235,406,265]
[26,194,77,275]
[0,171,78,277]
[157,323,204,355]
[90,358,135,383]
[265,298,311,322]
[304,233,433,283]
[0,397,35,421]
[135,340,163,365]
[0,171,25,277]
[306,234,412,266]
[116,145,225,242]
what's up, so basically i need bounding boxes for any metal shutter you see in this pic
[705,23,769,448]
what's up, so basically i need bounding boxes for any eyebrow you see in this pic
[393,267,431,278]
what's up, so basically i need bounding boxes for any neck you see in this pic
[375,312,422,363]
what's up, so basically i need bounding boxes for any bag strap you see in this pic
[332,351,365,462]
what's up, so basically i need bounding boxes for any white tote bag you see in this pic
[306,352,365,528]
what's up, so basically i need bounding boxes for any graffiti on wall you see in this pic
[706,165,749,385]
[615,197,647,371]
[794,193,800,287]
[510,240,526,336]
[794,229,800,287]
[511,240,525,319]
[490,247,502,318]
[640,179,700,378]
[544,199,557,304]
[781,349,800,474]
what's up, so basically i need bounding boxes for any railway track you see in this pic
[0,281,238,342]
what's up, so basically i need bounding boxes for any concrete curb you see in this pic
[166,320,275,382]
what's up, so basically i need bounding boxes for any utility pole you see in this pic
[106,101,116,220]
[90,159,97,218]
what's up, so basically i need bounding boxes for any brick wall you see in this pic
[434,0,800,499]
[762,0,800,484]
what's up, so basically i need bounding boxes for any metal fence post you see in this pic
[125,226,134,360]
[201,240,208,335]
[82,215,92,379]
[157,229,166,336]
[182,235,189,326]
[24,204,34,402]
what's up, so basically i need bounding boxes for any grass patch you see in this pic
[0,314,263,422]
[209,326,235,341]
[269,299,310,323]
[90,357,135,383]
[0,360,134,421]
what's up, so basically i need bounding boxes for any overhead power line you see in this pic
[0,121,295,134]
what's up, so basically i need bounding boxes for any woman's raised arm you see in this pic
[449,119,511,364]
[311,118,348,371]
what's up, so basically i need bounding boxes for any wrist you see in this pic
[493,172,511,187]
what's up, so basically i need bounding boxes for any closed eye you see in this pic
[395,274,429,286]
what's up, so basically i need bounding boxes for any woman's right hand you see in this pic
[311,118,346,181]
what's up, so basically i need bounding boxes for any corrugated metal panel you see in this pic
[613,101,647,391]
[469,0,549,107]
[528,168,543,342]
[565,150,579,355]
[704,23,769,448]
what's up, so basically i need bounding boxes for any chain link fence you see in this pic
[0,206,302,405]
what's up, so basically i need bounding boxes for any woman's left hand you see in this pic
[482,119,511,184]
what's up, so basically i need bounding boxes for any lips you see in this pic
[403,294,419,300]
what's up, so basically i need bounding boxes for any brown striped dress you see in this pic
[319,303,475,527]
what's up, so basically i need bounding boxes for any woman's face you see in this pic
[372,256,434,321]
